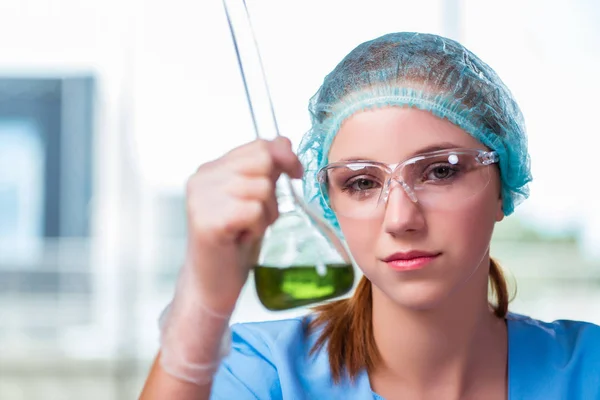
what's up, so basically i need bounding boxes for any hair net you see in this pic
[297,31,532,235]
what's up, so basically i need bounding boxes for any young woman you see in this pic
[141,32,600,399]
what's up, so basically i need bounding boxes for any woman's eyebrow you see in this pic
[333,142,463,163]
[335,157,375,162]
[411,142,463,155]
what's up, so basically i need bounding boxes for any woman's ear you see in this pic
[496,195,504,222]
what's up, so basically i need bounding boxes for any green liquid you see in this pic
[254,264,355,311]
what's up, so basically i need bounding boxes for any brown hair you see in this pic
[306,258,510,384]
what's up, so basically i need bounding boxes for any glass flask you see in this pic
[222,0,355,310]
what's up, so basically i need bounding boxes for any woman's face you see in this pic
[327,106,504,310]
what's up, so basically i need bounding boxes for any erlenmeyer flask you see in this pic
[222,0,355,310]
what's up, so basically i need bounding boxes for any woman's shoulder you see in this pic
[508,312,600,355]
[507,312,600,399]
[211,315,352,400]
[227,315,318,360]
[230,315,311,343]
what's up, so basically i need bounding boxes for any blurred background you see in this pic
[0,0,599,398]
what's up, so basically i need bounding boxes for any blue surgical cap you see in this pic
[298,32,532,234]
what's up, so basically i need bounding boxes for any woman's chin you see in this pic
[375,281,453,312]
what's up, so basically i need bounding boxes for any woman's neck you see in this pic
[369,266,508,399]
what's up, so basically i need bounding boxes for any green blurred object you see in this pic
[254,264,354,311]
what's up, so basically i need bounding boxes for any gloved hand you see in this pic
[158,137,304,385]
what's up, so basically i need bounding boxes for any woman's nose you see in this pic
[381,180,426,236]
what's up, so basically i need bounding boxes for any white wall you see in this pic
[0,0,140,358]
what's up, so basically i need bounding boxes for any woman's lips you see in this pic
[383,252,441,271]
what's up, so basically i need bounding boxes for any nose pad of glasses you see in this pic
[379,178,419,205]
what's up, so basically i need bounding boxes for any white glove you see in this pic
[158,262,233,386]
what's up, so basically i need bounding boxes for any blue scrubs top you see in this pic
[211,313,600,399]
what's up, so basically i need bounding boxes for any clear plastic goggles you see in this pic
[317,148,499,219]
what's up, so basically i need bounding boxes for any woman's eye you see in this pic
[351,178,377,191]
[342,177,380,193]
[425,164,457,181]
[432,166,451,179]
